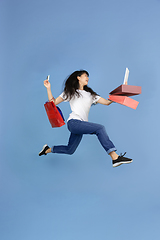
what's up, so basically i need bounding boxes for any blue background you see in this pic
[1,0,160,239]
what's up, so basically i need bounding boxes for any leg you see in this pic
[51,132,83,155]
[39,119,132,167]
[109,151,119,160]
[67,120,132,167]
[45,148,51,154]
[67,119,117,155]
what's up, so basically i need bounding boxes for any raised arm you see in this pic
[44,79,64,105]
[97,97,113,106]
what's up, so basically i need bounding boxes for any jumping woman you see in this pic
[39,70,132,167]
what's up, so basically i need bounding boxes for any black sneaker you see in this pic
[112,152,132,167]
[39,144,50,156]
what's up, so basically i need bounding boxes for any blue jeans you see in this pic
[51,119,116,155]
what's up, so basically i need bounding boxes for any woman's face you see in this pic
[77,73,89,87]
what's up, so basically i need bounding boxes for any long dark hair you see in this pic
[63,70,99,100]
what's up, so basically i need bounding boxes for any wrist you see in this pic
[47,87,51,91]
[49,97,55,102]
[107,99,113,105]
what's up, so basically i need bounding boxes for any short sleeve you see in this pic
[60,92,68,102]
[92,95,101,104]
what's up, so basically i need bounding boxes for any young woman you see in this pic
[39,70,132,167]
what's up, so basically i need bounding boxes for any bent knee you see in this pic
[96,124,108,135]
[68,151,74,155]
[98,124,105,131]
[67,148,76,155]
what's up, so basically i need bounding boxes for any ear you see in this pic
[77,76,81,81]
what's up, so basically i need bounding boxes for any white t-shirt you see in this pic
[60,90,101,122]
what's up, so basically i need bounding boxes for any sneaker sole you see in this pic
[39,144,48,156]
[113,159,133,168]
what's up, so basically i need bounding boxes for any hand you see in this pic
[44,79,51,89]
